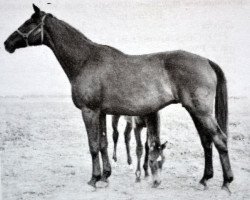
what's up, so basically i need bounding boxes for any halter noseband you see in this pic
[16,14,47,46]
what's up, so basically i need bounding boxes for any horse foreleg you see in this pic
[112,115,120,162]
[143,133,150,177]
[81,107,102,188]
[98,113,111,187]
[124,122,132,165]
[134,124,143,182]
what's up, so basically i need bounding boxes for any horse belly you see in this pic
[101,83,174,116]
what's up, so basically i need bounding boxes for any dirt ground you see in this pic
[1,96,250,200]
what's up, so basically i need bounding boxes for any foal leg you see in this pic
[190,112,233,192]
[190,113,213,189]
[112,115,120,162]
[81,107,102,187]
[98,113,111,187]
[124,121,133,165]
[143,133,150,177]
[134,124,143,182]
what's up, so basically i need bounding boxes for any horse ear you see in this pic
[161,141,168,150]
[33,4,41,14]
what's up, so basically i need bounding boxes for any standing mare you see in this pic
[4,5,233,191]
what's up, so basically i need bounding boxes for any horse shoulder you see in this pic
[71,69,102,109]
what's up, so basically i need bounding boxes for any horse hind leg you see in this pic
[188,111,233,192]
[190,113,213,189]
[143,133,150,177]
[134,124,143,182]
[124,122,133,165]
[112,115,120,162]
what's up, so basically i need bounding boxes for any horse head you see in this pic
[4,4,48,53]
[149,140,168,187]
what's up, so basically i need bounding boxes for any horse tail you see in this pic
[209,60,228,135]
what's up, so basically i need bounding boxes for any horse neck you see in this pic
[43,16,96,81]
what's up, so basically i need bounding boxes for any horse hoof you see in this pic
[221,184,231,195]
[127,158,132,165]
[96,180,109,188]
[128,164,134,170]
[135,177,141,183]
[199,179,208,190]
[152,180,161,188]
[113,156,117,162]
[197,182,208,191]
[87,179,96,188]
[84,183,96,192]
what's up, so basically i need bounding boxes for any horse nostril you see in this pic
[4,40,10,48]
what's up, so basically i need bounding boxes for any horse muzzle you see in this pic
[4,40,16,53]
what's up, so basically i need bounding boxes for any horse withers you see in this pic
[4,4,233,192]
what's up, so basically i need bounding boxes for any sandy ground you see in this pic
[1,96,250,200]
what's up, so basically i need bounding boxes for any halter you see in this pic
[16,14,47,46]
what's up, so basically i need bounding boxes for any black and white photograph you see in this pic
[1,0,250,199]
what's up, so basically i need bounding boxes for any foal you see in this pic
[112,115,167,183]
[112,115,151,182]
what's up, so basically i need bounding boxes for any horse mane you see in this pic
[52,15,94,44]
[102,45,125,55]
[48,14,125,56]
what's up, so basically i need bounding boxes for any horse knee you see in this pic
[90,148,99,155]
[100,140,108,152]
[136,145,143,157]
[125,132,131,142]
[213,135,228,153]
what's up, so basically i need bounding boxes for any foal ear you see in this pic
[161,141,168,150]
[33,4,41,14]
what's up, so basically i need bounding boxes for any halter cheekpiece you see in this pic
[16,14,47,46]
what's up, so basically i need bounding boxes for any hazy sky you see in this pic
[1,0,250,96]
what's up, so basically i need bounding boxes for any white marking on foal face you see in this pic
[156,156,161,162]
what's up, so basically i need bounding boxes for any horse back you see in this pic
[73,47,217,115]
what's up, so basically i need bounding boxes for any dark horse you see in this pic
[4,5,233,191]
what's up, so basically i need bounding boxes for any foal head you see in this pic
[4,4,47,53]
[149,141,167,187]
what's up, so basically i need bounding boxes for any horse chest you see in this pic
[71,78,101,109]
